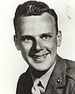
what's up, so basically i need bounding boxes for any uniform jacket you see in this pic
[16,55,75,94]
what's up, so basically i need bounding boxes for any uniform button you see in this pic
[57,77,62,83]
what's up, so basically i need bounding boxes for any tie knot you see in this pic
[38,81,44,89]
[31,79,45,94]
[34,79,44,88]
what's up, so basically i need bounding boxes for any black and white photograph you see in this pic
[0,0,75,94]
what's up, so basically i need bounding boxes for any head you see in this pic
[13,1,62,72]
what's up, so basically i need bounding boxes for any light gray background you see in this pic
[0,0,75,94]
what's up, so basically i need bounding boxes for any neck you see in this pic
[30,67,48,78]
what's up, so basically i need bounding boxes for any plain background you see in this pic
[0,0,75,94]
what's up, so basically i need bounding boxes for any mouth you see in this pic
[32,53,49,62]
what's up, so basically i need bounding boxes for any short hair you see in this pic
[13,1,58,35]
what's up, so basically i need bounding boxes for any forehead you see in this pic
[17,12,56,36]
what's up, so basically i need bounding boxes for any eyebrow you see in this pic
[19,35,34,41]
[40,32,55,36]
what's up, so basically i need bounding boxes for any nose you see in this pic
[29,38,44,56]
[35,39,43,51]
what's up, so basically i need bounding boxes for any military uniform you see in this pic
[16,55,75,94]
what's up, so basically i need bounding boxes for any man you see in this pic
[13,1,75,94]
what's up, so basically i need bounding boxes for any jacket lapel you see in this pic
[45,55,68,94]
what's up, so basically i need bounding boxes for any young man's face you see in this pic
[15,13,61,71]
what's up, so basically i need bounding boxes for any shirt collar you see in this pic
[40,62,56,89]
[46,55,68,88]
[30,61,56,89]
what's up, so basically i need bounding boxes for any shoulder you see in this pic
[16,68,33,94]
[58,57,75,92]
[17,68,31,83]
[57,55,75,81]
[16,68,32,89]
[65,59,75,68]
[64,59,75,81]
[64,59,75,93]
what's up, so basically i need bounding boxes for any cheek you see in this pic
[20,42,33,55]
[42,39,57,50]
[50,39,57,54]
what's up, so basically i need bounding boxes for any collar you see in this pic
[40,62,56,89]
[47,55,68,88]
[30,61,56,89]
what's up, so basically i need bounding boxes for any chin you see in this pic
[30,62,52,71]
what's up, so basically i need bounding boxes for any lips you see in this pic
[32,53,49,62]
[33,53,49,58]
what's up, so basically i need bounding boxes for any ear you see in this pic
[14,35,20,50]
[57,31,62,47]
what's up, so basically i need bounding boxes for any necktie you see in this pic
[31,79,45,94]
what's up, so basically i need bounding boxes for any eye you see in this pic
[40,34,52,40]
[24,38,31,43]
[20,36,32,43]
